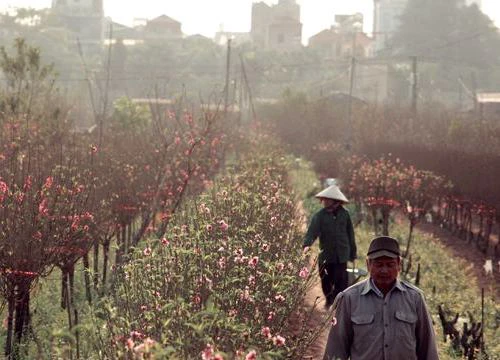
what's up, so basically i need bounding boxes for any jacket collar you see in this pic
[361,278,406,297]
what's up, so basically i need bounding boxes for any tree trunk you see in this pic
[93,242,99,291]
[381,208,390,236]
[371,208,378,235]
[82,253,92,304]
[101,238,110,294]
[404,221,415,258]
[61,268,68,309]
[13,281,31,358]
[65,272,74,360]
[5,296,15,358]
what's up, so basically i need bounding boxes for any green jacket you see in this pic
[303,206,356,265]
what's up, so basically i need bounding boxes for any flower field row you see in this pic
[87,142,318,359]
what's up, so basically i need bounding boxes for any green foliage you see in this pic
[110,97,152,132]
[0,38,56,115]
[391,0,500,67]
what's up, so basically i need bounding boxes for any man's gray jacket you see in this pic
[323,278,439,360]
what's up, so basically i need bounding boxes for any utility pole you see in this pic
[411,56,418,115]
[239,53,257,122]
[346,55,356,151]
[458,76,463,111]
[224,38,232,116]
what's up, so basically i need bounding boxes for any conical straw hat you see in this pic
[315,185,349,203]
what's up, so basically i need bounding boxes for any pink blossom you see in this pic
[214,355,224,360]
[38,198,49,216]
[267,311,276,321]
[23,176,32,192]
[240,287,252,302]
[134,337,156,356]
[126,338,134,350]
[272,335,286,346]
[248,256,259,268]
[15,192,25,204]
[245,350,257,360]
[331,316,338,326]
[143,247,152,256]
[161,237,170,246]
[218,220,229,231]
[201,343,214,360]
[261,243,269,252]
[130,331,144,340]
[299,267,310,279]
[274,294,285,302]
[206,224,213,232]
[43,176,53,190]
[261,326,272,338]
[276,263,285,271]
[248,275,255,286]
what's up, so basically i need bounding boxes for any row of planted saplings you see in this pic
[433,196,498,257]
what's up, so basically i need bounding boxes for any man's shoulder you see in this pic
[400,280,425,297]
[339,206,351,215]
[313,208,327,217]
[342,279,368,297]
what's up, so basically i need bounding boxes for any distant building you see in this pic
[309,29,373,59]
[309,13,373,59]
[372,0,408,55]
[103,20,140,43]
[51,0,104,50]
[251,0,302,51]
[143,15,183,40]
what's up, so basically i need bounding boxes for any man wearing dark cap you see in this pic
[323,236,439,360]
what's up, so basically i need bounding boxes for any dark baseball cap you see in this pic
[367,236,401,259]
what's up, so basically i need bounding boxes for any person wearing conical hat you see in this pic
[303,184,357,309]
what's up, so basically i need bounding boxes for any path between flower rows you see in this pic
[296,201,330,359]
[302,277,330,359]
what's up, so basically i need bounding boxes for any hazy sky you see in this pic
[2,0,500,43]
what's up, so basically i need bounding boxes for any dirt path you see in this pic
[296,201,331,359]
[301,276,330,359]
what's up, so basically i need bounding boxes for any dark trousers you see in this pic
[319,262,348,305]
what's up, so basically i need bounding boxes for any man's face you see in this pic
[367,256,400,290]
[320,198,340,209]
